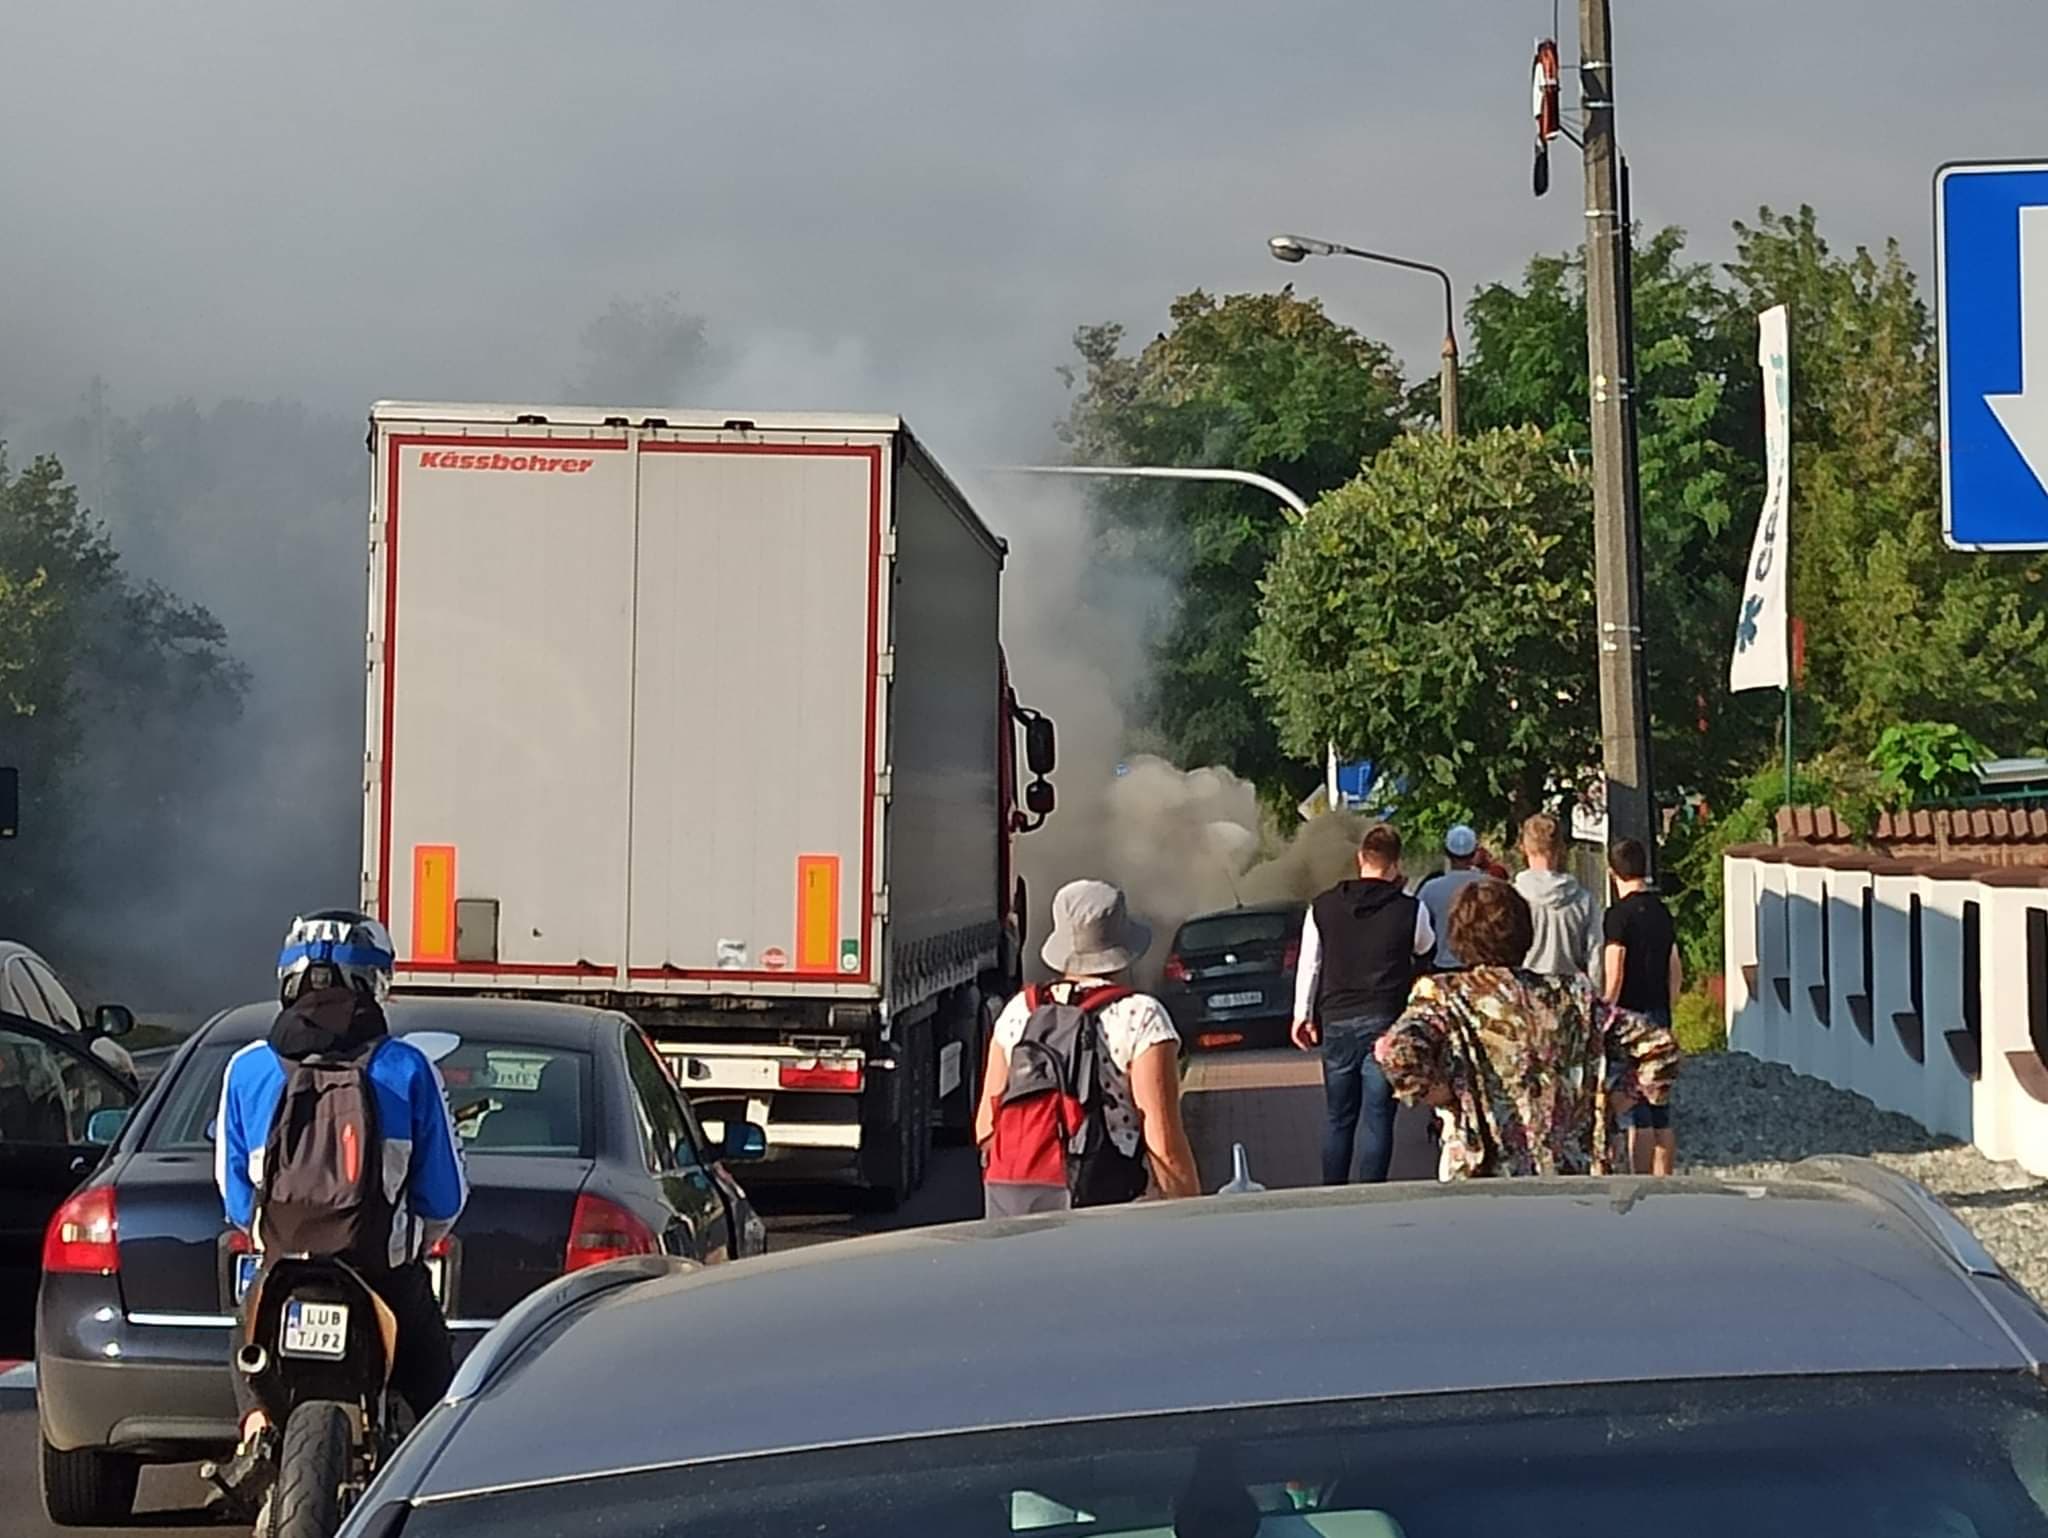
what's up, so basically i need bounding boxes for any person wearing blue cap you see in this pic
[1415,825,1486,970]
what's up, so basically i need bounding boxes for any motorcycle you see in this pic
[218,1255,409,1538]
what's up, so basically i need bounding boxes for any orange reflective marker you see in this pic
[412,844,457,963]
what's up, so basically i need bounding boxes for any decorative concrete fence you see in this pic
[1723,845,2048,1177]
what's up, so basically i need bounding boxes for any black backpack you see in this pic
[258,1039,396,1268]
[983,984,1151,1217]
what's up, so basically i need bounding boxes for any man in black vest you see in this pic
[1291,823,1436,1183]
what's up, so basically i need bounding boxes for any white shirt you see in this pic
[993,981,1180,1157]
[1292,895,1436,1022]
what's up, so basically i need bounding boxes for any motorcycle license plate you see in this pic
[1209,991,1262,1010]
[281,1300,350,1359]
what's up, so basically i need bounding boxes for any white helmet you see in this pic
[278,909,396,1003]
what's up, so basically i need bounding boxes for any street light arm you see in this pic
[1333,245,1457,352]
[986,464,1310,520]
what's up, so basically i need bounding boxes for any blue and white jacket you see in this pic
[214,992,467,1269]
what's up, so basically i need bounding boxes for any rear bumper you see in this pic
[36,1273,496,1459]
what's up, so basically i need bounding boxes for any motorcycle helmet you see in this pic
[277,909,396,1003]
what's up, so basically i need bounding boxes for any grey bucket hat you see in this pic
[1041,879,1153,977]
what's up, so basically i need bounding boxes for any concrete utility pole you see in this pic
[1580,0,1656,871]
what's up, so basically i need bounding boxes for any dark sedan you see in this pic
[339,1159,2048,1537]
[1159,902,1304,1050]
[35,996,767,1526]
[1,1009,137,1361]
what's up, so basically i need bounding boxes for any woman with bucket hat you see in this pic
[976,880,1201,1212]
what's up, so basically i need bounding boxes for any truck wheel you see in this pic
[272,1400,354,1538]
[39,1437,139,1527]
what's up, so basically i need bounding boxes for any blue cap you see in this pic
[1444,825,1479,857]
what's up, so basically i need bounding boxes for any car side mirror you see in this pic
[92,1003,135,1039]
[86,1107,130,1145]
[1025,778,1055,817]
[722,1120,767,1163]
[1024,715,1057,777]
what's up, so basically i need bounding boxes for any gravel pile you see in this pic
[1677,1051,2048,1302]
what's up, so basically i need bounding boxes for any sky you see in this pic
[4,0,2045,464]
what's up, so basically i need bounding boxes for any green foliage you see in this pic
[1868,721,1990,807]
[1250,427,1593,821]
[1723,207,2048,757]
[1671,988,1727,1056]
[1059,290,1408,795]
[1460,228,1770,802]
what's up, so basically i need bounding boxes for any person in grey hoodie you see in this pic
[1513,813,1601,980]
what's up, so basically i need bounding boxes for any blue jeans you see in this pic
[1321,1014,1398,1185]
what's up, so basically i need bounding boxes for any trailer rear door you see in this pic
[625,435,885,987]
[373,427,636,983]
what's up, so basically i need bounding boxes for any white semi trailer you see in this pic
[362,402,1056,1205]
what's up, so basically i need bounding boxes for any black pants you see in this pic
[234,1259,453,1426]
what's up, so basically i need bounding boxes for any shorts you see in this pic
[1621,1007,1673,1131]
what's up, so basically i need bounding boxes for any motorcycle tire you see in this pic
[271,1400,354,1538]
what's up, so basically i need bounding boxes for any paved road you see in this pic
[0,1046,1416,1535]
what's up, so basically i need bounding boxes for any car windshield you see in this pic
[144,1034,592,1157]
[404,1375,2048,1538]
[1176,912,1296,954]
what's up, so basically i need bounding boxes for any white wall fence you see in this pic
[1724,846,2048,1178]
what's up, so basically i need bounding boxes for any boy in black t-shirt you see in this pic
[1602,838,1682,1176]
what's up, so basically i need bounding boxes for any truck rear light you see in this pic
[564,1194,658,1274]
[1163,955,1189,985]
[44,1187,119,1275]
[779,1059,863,1093]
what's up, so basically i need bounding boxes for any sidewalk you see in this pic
[1182,1048,1436,1190]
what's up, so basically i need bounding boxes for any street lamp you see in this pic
[1268,234,1460,441]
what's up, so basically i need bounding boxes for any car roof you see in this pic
[198,996,616,1051]
[416,1171,2048,1498]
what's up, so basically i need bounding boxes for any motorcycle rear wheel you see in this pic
[271,1400,355,1538]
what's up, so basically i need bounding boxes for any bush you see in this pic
[1670,988,1726,1056]
[1868,721,1990,807]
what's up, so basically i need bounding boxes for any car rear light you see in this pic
[427,1233,452,1260]
[1197,1031,1246,1049]
[564,1193,658,1273]
[778,1059,863,1093]
[226,1227,252,1255]
[1163,954,1189,984]
[44,1187,119,1275]
[1282,941,1300,972]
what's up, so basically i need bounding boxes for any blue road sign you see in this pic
[1937,161,2048,550]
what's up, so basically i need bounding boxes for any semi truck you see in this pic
[360,402,1056,1206]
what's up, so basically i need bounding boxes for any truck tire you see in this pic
[272,1400,354,1538]
[39,1437,139,1527]
[859,1061,914,1212]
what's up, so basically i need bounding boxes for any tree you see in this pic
[1721,206,2048,757]
[1059,290,1408,800]
[1459,228,1770,802]
[1251,428,1594,823]
[0,446,247,949]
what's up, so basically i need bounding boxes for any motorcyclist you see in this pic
[204,910,467,1510]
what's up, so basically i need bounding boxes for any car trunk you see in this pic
[440,1154,591,1321]
[112,1150,592,1324]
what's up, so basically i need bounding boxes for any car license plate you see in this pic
[281,1300,349,1359]
[1209,991,1262,1010]
[237,1255,445,1306]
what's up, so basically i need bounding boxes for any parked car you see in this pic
[0,940,139,1082]
[36,995,768,1526]
[0,1009,136,1360]
[337,1159,2048,1538]
[1158,902,1304,1050]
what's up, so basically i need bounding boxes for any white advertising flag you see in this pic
[1730,304,1792,694]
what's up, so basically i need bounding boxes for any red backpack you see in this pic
[983,984,1150,1217]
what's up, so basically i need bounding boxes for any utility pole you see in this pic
[1580,0,1656,872]
[1439,330,1461,443]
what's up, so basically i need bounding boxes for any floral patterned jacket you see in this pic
[1375,967,1681,1178]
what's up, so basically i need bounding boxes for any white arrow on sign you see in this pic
[1988,203,2048,492]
